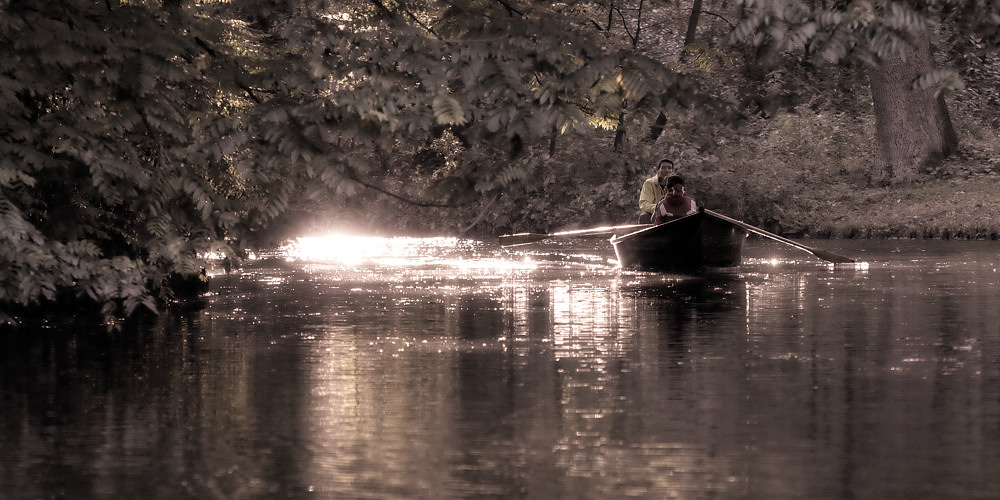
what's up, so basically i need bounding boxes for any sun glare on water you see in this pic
[287,234,424,265]
[283,233,536,271]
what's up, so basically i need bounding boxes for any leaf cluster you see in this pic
[1,0,287,325]
[11,0,996,326]
[2,0,708,326]
[732,0,1000,94]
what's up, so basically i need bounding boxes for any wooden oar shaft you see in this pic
[499,223,651,246]
[704,209,855,264]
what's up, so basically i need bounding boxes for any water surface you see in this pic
[2,236,999,499]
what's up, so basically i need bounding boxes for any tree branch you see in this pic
[192,36,262,104]
[701,10,735,30]
[614,5,637,45]
[367,0,396,20]
[353,179,451,208]
[495,0,525,17]
[461,194,498,234]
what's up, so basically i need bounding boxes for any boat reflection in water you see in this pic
[2,234,997,499]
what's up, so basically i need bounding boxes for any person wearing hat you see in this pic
[652,174,697,224]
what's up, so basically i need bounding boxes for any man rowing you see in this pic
[637,158,674,224]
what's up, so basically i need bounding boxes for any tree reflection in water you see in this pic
[2,237,999,498]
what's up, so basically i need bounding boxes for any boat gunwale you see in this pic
[610,211,735,243]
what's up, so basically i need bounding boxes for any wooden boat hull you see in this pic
[610,211,748,271]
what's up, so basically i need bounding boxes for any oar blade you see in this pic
[809,247,855,264]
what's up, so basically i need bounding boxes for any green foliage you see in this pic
[244,0,713,234]
[730,0,1000,185]
[392,0,1000,237]
[2,0,706,325]
[6,0,999,326]
[683,44,736,73]
[0,0,284,326]
[734,0,1000,71]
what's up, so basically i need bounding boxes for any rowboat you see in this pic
[498,209,855,270]
[610,210,747,271]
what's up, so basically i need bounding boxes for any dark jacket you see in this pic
[652,194,697,224]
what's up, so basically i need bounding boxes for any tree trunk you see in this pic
[647,112,667,142]
[613,108,627,152]
[650,0,704,140]
[633,0,645,48]
[868,26,958,185]
[683,0,703,48]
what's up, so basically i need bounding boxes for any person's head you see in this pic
[666,175,686,195]
[656,159,674,179]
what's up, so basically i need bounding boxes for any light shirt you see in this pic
[638,175,664,215]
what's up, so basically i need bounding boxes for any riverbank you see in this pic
[779,152,1000,239]
[279,119,1000,242]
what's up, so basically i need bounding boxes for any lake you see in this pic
[2,235,999,499]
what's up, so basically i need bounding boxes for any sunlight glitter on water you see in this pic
[282,234,538,271]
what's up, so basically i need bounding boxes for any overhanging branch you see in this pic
[353,179,451,208]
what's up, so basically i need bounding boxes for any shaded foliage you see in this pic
[0,1,282,325]
[0,0,706,325]
[730,0,999,184]
[4,0,1000,327]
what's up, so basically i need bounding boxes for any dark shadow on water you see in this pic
[621,274,747,317]
[621,275,749,401]
[457,295,505,339]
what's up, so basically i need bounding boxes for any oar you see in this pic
[703,209,856,264]
[499,224,651,246]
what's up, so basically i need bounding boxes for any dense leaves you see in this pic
[733,0,1000,87]
[1,0,297,325]
[0,0,701,326]
[4,0,999,326]
[732,0,999,184]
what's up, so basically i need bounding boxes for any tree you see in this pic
[732,0,998,185]
[684,0,705,49]
[237,0,708,222]
[868,19,957,184]
[0,0,284,325]
[1,0,701,326]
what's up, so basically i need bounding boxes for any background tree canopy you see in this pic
[2,0,999,326]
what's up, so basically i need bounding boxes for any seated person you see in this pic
[652,175,697,224]
[637,159,673,224]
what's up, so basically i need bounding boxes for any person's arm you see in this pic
[638,181,658,214]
